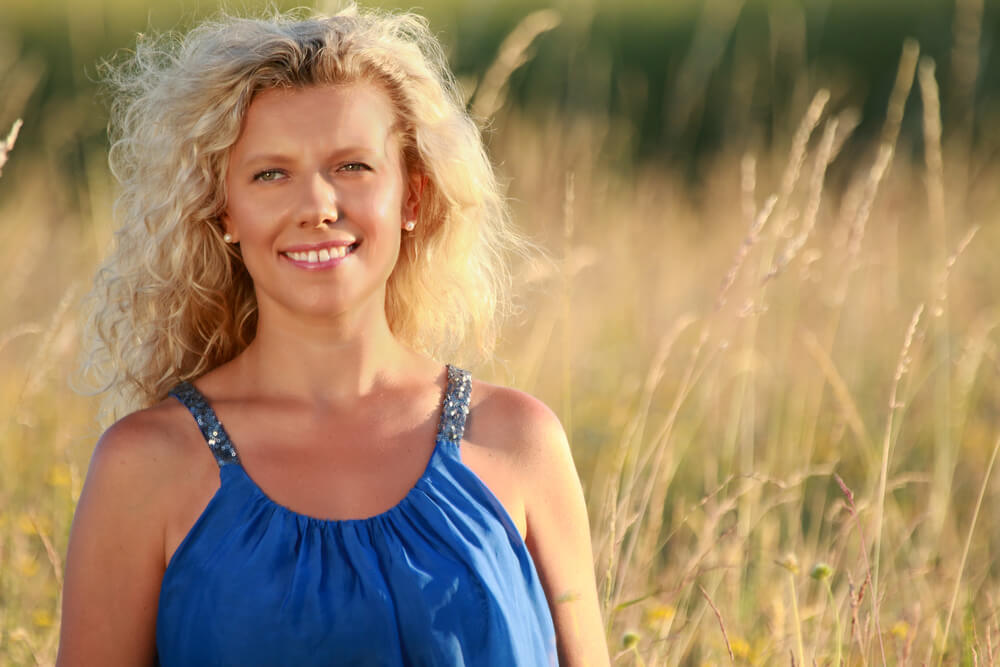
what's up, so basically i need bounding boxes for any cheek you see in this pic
[226,190,278,239]
[367,171,407,220]
[368,187,401,222]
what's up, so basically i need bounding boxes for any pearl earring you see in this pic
[403,221,415,232]
[223,233,234,243]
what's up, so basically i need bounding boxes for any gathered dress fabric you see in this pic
[156,365,558,666]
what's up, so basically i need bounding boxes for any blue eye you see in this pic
[339,162,371,172]
[253,169,285,182]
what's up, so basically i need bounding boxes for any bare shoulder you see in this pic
[465,379,577,528]
[73,396,209,560]
[57,397,201,665]
[82,396,215,552]
[89,397,202,490]
[465,378,569,462]
[97,398,194,457]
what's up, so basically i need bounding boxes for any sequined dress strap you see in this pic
[437,365,472,446]
[168,382,240,467]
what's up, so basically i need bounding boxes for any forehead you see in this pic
[232,81,400,158]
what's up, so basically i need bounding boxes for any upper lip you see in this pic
[280,239,358,253]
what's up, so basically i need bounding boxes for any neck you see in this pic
[236,292,414,404]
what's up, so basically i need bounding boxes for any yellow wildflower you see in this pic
[731,636,751,660]
[47,463,73,488]
[643,603,676,628]
[33,609,54,627]
[17,556,40,578]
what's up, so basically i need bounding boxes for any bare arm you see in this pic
[506,393,611,666]
[57,415,169,666]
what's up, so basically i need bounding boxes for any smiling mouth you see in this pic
[281,243,358,264]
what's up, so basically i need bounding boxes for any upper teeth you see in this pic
[285,246,351,263]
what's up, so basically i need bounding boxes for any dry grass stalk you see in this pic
[0,323,45,356]
[606,316,696,510]
[831,39,918,301]
[948,291,996,465]
[988,609,997,665]
[881,40,920,149]
[0,117,23,176]
[715,195,777,311]
[938,431,1000,666]
[715,91,835,572]
[932,226,978,317]
[847,144,893,264]
[766,116,840,281]
[740,153,756,229]
[779,555,806,667]
[606,329,712,609]
[836,475,873,660]
[773,89,830,238]
[628,333,718,552]
[919,58,947,246]
[789,72,906,540]
[699,584,735,663]
[918,54,965,560]
[925,227,980,498]
[948,0,983,144]
[780,88,829,184]
[847,580,864,662]
[801,329,874,456]
[829,107,862,161]
[470,9,562,120]
[872,304,925,663]
[22,284,80,401]
[7,627,44,667]
[27,513,64,589]
[596,315,695,615]
[561,172,575,439]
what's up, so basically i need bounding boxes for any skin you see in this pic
[57,81,609,666]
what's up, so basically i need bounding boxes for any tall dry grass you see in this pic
[2,6,1000,667]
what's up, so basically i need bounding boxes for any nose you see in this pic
[297,173,338,229]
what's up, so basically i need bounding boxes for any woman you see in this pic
[57,6,609,666]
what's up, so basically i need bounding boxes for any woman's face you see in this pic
[222,81,422,323]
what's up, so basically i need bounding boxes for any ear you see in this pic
[220,212,238,244]
[402,171,427,224]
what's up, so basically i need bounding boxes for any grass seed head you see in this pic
[810,563,833,581]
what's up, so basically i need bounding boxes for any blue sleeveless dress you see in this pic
[157,366,558,665]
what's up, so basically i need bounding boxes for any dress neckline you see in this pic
[229,438,445,526]
[168,364,472,526]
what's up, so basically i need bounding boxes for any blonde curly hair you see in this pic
[81,5,520,419]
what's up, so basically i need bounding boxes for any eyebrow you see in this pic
[238,147,380,166]
[237,153,292,167]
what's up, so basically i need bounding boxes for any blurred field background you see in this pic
[3,0,1000,664]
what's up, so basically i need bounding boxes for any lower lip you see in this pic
[280,246,356,271]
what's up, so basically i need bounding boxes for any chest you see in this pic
[164,418,527,569]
